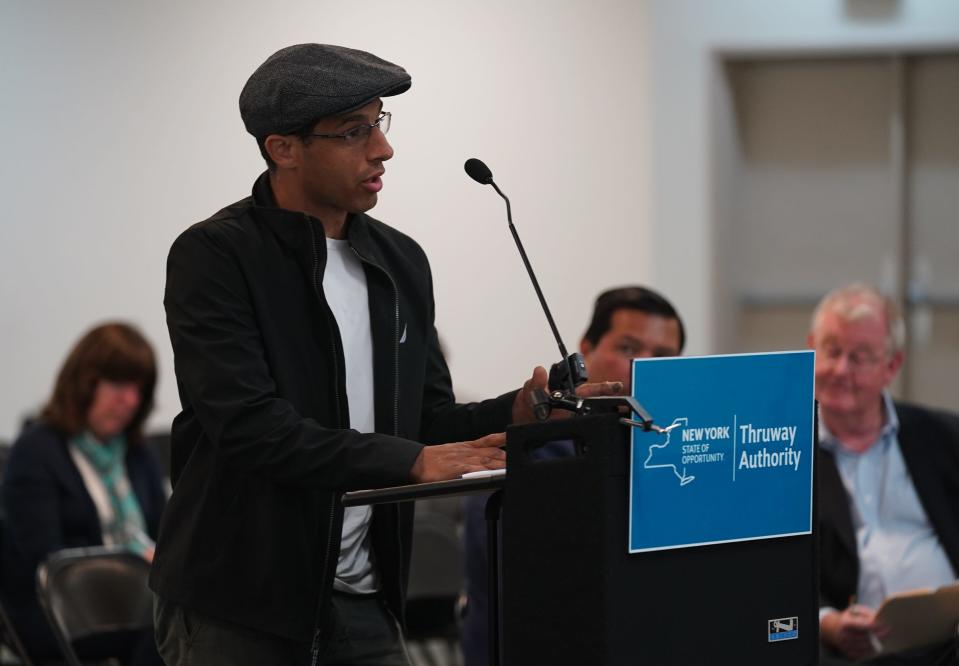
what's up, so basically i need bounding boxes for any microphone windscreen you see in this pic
[464,158,493,185]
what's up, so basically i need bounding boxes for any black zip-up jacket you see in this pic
[148,173,515,643]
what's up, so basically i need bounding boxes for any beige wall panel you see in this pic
[728,59,895,298]
[908,55,959,299]
[907,55,959,412]
[909,308,959,412]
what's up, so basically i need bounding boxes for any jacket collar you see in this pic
[818,391,899,456]
[249,171,378,260]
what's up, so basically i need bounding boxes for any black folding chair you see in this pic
[35,547,152,666]
[405,508,464,666]
[0,596,34,666]
[0,509,34,666]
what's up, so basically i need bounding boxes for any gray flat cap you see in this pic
[239,44,411,137]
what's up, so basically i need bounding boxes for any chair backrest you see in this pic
[405,509,465,643]
[0,514,34,665]
[0,596,34,666]
[407,509,463,600]
[36,547,152,664]
[143,431,172,481]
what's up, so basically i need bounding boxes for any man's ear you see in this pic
[806,332,815,349]
[887,349,904,376]
[579,337,593,357]
[264,134,299,169]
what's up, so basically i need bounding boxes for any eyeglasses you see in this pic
[816,344,886,371]
[309,111,391,146]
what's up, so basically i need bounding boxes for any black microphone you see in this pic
[463,158,587,397]
[464,158,493,185]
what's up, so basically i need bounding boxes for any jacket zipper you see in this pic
[350,245,406,625]
[349,245,400,438]
[308,218,342,665]
[309,218,343,423]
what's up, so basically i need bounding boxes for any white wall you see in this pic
[8,1,954,441]
[0,0,653,439]
[645,0,959,355]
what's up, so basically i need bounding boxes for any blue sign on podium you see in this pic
[629,351,815,553]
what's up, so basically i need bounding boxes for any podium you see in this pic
[499,413,818,665]
[343,412,819,665]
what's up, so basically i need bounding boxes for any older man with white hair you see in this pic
[810,283,959,665]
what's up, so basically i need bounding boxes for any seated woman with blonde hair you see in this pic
[0,322,166,664]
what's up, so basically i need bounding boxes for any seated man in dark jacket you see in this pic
[149,44,620,666]
[460,285,686,666]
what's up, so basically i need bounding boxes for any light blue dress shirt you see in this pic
[820,393,956,610]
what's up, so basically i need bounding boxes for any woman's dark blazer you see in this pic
[0,421,166,654]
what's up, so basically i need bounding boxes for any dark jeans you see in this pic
[154,593,410,666]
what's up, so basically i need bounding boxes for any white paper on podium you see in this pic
[461,468,507,480]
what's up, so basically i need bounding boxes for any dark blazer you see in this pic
[818,401,959,610]
[0,422,166,656]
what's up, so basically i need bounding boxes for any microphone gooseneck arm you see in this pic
[466,158,578,396]
[464,157,655,428]
[487,179,573,372]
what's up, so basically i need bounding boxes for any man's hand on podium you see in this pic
[409,433,506,483]
[511,365,625,425]
[408,367,626,483]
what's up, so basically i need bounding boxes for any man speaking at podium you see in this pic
[149,44,619,665]
[811,284,959,665]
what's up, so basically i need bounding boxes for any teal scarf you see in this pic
[71,431,150,557]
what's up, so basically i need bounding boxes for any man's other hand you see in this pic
[409,433,506,483]
[574,378,624,399]
[511,366,549,425]
[820,605,889,661]
[511,365,625,425]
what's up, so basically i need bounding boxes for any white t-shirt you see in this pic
[323,238,377,594]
